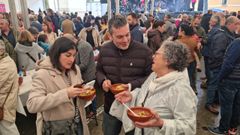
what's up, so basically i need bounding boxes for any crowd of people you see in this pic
[0,7,240,135]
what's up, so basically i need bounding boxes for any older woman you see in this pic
[110,41,197,135]
[0,40,19,135]
[26,37,90,135]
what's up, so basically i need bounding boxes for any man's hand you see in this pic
[102,79,111,92]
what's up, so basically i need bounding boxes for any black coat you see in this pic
[96,40,152,113]
[208,26,235,69]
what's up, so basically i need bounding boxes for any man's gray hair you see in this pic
[225,16,239,25]
[211,15,221,26]
[161,41,190,72]
[0,19,9,25]
[108,15,127,34]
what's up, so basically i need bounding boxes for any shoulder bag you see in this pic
[0,82,14,120]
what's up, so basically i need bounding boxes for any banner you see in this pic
[0,4,6,12]
[123,0,127,5]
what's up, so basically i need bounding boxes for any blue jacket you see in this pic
[201,25,221,57]
[208,26,235,69]
[130,24,143,43]
[38,41,50,54]
[218,38,240,81]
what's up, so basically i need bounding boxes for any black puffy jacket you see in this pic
[96,40,152,113]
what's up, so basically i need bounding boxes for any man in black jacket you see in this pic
[96,15,152,135]
[205,16,238,116]
[127,13,143,43]
[208,38,240,135]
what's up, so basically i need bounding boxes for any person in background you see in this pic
[28,27,39,42]
[0,19,18,48]
[28,27,49,56]
[94,17,102,32]
[61,18,76,35]
[100,17,108,31]
[147,20,167,53]
[191,15,207,72]
[96,15,152,135]
[110,41,197,135]
[178,24,199,94]
[205,16,238,115]
[127,13,143,43]
[63,33,97,118]
[144,14,155,29]
[208,38,240,135]
[235,23,240,37]
[43,16,55,33]
[40,21,57,45]
[175,14,183,28]
[29,15,42,32]
[0,35,17,63]
[179,14,190,26]
[200,10,213,34]
[38,9,43,24]
[27,37,90,135]
[215,12,226,28]
[15,30,44,71]
[38,34,50,55]
[201,15,221,89]
[46,8,59,35]
[87,11,94,22]
[0,40,20,135]
[83,13,88,23]
[79,22,101,49]
[237,11,240,19]
[0,13,4,19]
[73,17,84,36]
[163,14,176,38]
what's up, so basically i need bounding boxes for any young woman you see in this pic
[40,21,57,45]
[27,37,90,135]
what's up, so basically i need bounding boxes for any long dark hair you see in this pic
[49,37,77,73]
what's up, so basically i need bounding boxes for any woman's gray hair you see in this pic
[161,41,190,72]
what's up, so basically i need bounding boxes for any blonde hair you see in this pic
[18,30,34,43]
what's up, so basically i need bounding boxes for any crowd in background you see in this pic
[0,7,240,135]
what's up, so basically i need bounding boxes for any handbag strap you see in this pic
[26,52,37,63]
[1,82,14,108]
[73,98,81,123]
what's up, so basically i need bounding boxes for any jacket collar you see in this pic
[37,57,79,90]
[147,71,187,96]
[48,67,79,90]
